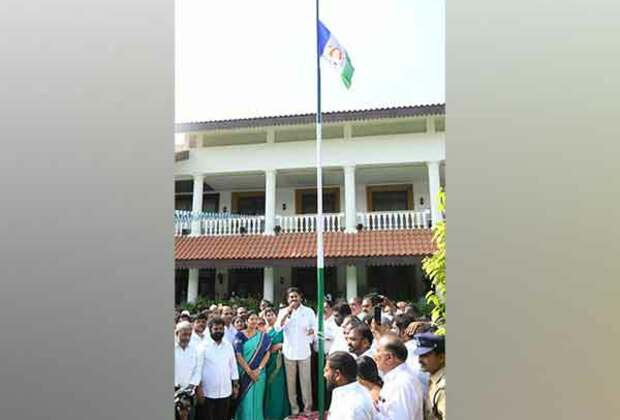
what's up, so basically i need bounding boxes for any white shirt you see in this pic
[328,325,349,355]
[352,345,376,360]
[200,339,239,398]
[224,325,237,345]
[275,304,316,360]
[405,339,430,395]
[190,330,213,351]
[329,381,377,420]
[376,363,424,420]
[313,315,337,353]
[174,341,202,388]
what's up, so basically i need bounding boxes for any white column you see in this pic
[191,174,204,235]
[344,165,357,233]
[264,169,276,234]
[346,265,358,300]
[427,161,443,226]
[263,267,275,302]
[187,268,199,303]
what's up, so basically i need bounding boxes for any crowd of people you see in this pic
[174,287,446,420]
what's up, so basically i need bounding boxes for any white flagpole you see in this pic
[315,0,326,417]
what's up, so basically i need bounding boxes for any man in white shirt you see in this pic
[349,296,362,319]
[373,335,424,420]
[190,312,213,350]
[275,287,316,414]
[179,310,191,323]
[175,321,203,389]
[196,317,239,420]
[330,314,362,354]
[314,299,336,354]
[324,351,377,420]
[221,305,237,344]
[394,314,431,395]
[347,324,375,359]
[360,296,375,321]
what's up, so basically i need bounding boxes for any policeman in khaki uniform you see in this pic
[414,332,446,420]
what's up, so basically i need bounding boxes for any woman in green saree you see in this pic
[234,311,272,420]
[263,307,291,420]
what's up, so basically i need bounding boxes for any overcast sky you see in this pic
[175,0,445,126]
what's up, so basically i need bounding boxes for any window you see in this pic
[367,185,413,211]
[295,188,340,214]
[231,192,265,215]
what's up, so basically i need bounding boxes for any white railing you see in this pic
[175,210,193,235]
[276,213,344,233]
[175,211,265,236]
[202,215,265,236]
[357,210,431,231]
[176,210,430,236]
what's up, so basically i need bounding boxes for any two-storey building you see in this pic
[174,104,445,305]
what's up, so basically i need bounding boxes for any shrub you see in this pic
[422,189,446,335]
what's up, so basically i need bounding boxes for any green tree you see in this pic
[422,189,446,335]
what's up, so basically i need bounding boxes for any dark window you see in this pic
[175,269,189,305]
[175,180,194,194]
[228,269,263,298]
[366,265,418,301]
[203,194,219,213]
[372,190,409,211]
[175,195,192,211]
[237,196,265,215]
[198,269,216,299]
[300,192,338,214]
[174,193,219,212]
[291,267,337,302]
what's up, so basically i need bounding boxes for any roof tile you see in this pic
[175,230,435,261]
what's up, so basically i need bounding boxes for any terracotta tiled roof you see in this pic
[175,230,435,262]
[176,104,445,133]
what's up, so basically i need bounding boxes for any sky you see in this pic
[175,0,445,128]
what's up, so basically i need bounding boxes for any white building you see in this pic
[174,104,445,305]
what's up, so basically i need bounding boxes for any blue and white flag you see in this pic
[318,20,355,89]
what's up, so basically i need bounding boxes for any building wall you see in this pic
[276,188,295,215]
[180,181,431,215]
[175,133,445,177]
[413,179,431,212]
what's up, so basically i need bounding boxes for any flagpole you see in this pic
[315,0,326,418]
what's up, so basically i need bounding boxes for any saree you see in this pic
[234,331,272,420]
[264,329,291,420]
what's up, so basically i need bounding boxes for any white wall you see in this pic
[276,188,295,216]
[413,179,431,212]
[356,185,367,213]
[175,133,445,176]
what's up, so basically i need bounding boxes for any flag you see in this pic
[317,20,355,89]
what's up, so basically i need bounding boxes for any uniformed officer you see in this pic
[414,332,446,420]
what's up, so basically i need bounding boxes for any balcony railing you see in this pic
[275,213,344,233]
[357,210,431,231]
[175,211,265,236]
[175,210,431,236]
